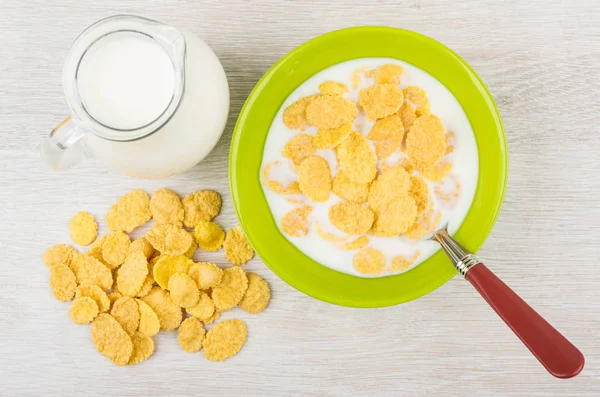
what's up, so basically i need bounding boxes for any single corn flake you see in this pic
[212,267,248,312]
[262,162,302,195]
[367,115,404,159]
[315,221,349,243]
[398,100,418,133]
[353,247,386,275]
[110,296,141,334]
[318,81,349,96]
[91,313,134,366]
[340,235,369,250]
[367,165,411,213]
[305,95,358,129]
[141,286,182,331]
[107,292,123,309]
[182,190,222,228]
[102,231,131,269]
[351,66,367,88]
[69,211,98,246]
[337,132,377,183]
[409,176,430,213]
[128,237,155,259]
[152,255,194,289]
[329,202,375,235]
[282,133,316,165]
[178,317,206,353]
[70,296,99,324]
[403,86,430,116]
[168,272,200,308]
[135,298,160,337]
[49,262,77,302]
[184,236,198,258]
[203,319,248,362]
[238,273,270,314]
[405,207,442,240]
[146,224,193,256]
[297,155,332,202]
[149,188,184,227]
[332,170,370,203]
[203,310,221,325]
[282,96,316,130]
[194,221,225,252]
[43,244,77,268]
[128,331,155,365]
[186,292,215,321]
[314,123,353,149]
[188,262,223,290]
[390,253,419,272]
[281,205,312,237]
[359,83,403,121]
[69,254,113,290]
[373,196,418,236]
[116,251,149,297]
[420,162,453,182]
[405,114,446,169]
[76,284,110,313]
[106,189,151,233]
[374,64,404,85]
[224,226,254,266]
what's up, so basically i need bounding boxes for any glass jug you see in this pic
[43,15,230,179]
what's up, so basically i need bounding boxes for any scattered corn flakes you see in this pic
[91,313,134,366]
[283,95,316,130]
[186,292,215,321]
[70,296,99,324]
[102,231,131,269]
[87,235,109,266]
[106,189,151,233]
[318,81,349,95]
[353,247,386,275]
[332,170,370,203]
[398,100,418,133]
[315,221,349,242]
[178,317,206,353]
[107,292,123,309]
[405,114,446,169]
[146,224,193,256]
[141,286,182,331]
[314,123,352,149]
[329,202,374,235]
[135,298,160,337]
[182,190,222,228]
[75,284,110,313]
[188,262,224,290]
[297,155,332,202]
[212,267,248,312]
[281,205,312,237]
[367,165,411,213]
[409,175,430,213]
[116,251,149,297]
[359,83,403,120]
[340,235,369,250]
[194,221,225,252]
[168,272,200,308]
[203,310,221,325]
[69,211,98,246]
[136,275,154,298]
[43,244,77,268]
[420,162,453,182]
[203,319,248,362]
[262,161,302,195]
[372,196,418,236]
[368,115,404,158]
[224,226,254,266]
[152,255,194,289]
[69,254,113,290]
[128,331,154,365]
[337,132,377,183]
[405,206,442,240]
[128,237,155,259]
[403,86,430,116]
[305,94,357,129]
[110,296,140,334]
[149,188,184,227]
[238,273,270,314]
[282,133,316,165]
[374,64,403,85]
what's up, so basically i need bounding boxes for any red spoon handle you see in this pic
[466,263,584,378]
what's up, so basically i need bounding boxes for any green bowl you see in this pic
[229,26,507,308]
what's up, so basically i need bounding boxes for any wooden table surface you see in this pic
[1,0,599,396]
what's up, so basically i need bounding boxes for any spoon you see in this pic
[431,226,585,378]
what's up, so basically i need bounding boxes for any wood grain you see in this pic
[1,0,599,396]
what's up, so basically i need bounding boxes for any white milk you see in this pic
[260,58,479,278]
[77,32,175,130]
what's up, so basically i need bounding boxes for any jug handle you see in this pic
[42,116,90,170]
